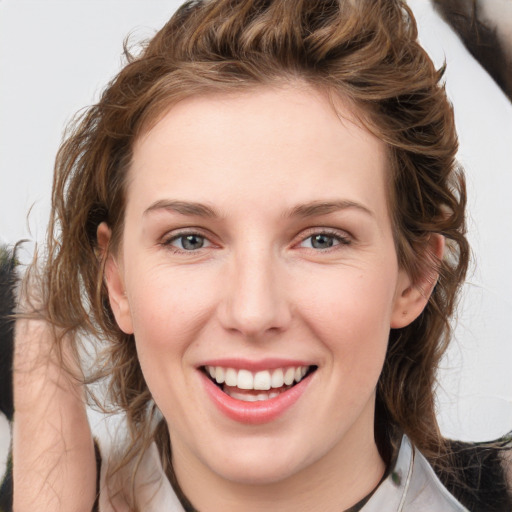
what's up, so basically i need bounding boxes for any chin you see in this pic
[210,457,305,486]
[197,436,321,486]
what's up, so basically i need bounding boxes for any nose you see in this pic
[218,247,292,338]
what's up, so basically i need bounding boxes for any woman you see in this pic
[12,0,511,511]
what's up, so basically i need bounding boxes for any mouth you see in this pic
[201,364,318,402]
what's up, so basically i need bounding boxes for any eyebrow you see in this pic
[143,199,374,219]
[286,200,374,219]
[143,200,220,218]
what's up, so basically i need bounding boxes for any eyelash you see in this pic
[296,229,352,251]
[161,228,352,254]
[161,230,213,253]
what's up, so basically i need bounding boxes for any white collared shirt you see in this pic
[99,435,468,511]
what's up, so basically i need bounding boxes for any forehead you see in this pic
[127,85,390,220]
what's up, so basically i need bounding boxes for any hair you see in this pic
[38,0,470,509]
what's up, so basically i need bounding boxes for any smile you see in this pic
[201,364,317,417]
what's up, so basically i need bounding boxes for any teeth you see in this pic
[253,371,271,390]
[237,369,254,390]
[205,365,311,391]
[225,368,237,387]
[224,387,290,402]
[216,367,225,384]
[284,367,295,385]
[271,368,284,388]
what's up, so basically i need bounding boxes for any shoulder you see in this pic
[97,440,185,512]
[436,436,512,512]
[406,443,469,511]
[363,434,512,512]
[363,436,468,511]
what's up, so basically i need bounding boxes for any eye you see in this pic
[165,233,211,251]
[299,231,351,250]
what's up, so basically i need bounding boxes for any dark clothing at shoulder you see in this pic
[438,438,512,512]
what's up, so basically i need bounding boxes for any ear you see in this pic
[390,234,445,329]
[97,222,134,334]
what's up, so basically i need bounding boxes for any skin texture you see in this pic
[100,85,438,512]
[13,313,96,512]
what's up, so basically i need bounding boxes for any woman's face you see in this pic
[104,86,423,489]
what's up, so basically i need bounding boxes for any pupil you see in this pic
[311,234,333,249]
[182,235,204,250]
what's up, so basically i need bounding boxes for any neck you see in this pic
[172,422,385,512]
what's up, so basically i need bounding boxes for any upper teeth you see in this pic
[205,365,309,390]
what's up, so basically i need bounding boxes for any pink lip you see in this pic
[198,357,313,372]
[200,369,314,425]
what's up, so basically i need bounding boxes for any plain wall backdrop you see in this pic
[1,0,511,443]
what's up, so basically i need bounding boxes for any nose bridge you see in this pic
[220,241,290,337]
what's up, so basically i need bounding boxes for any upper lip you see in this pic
[197,357,316,372]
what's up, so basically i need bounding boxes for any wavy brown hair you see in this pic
[39,0,469,508]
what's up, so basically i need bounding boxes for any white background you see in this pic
[1,0,511,448]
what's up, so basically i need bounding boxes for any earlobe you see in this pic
[97,222,134,334]
[390,276,429,329]
[390,234,445,329]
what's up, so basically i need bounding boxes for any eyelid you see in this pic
[159,226,352,252]
[160,227,217,252]
[294,227,353,249]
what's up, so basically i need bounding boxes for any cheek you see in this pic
[124,265,217,365]
[123,271,202,414]
[298,265,396,371]
[291,265,397,433]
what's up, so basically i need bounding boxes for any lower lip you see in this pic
[201,371,313,425]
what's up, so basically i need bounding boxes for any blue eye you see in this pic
[300,232,350,250]
[168,234,210,251]
[310,234,335,249]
